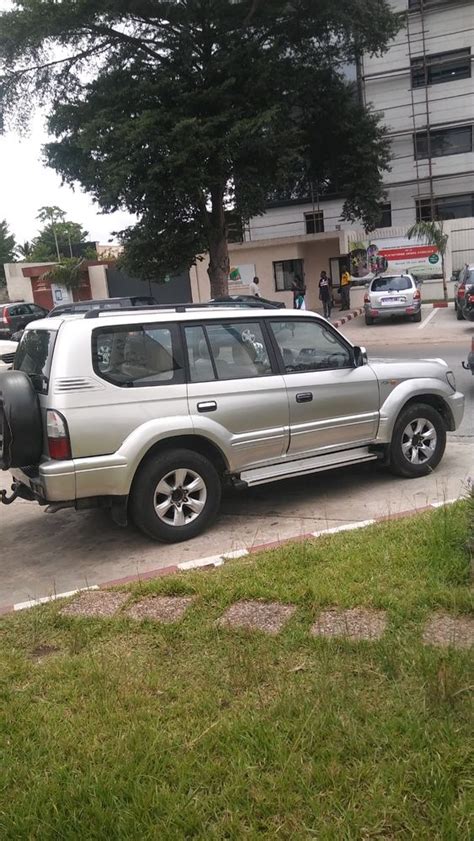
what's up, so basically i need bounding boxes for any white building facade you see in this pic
[243,0,474,274]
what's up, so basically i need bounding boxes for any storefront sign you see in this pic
[229,264,256,284]
[349,237,442,279]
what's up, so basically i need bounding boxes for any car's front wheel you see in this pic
[130,448,222,542]
[389,403,446,478]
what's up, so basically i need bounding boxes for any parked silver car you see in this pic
[0,305,464,541]
[364,273,421,325]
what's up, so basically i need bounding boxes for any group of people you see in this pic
[250,270,351,317]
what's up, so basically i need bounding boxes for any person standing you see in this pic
[292,275,306,309]
[318,270,332,319]
[249,276,260,297]
[340,270,351,311]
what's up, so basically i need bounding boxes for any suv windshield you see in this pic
[14,329,56,394]
[371,276,412,292]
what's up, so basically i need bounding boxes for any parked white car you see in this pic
[364,274,421,325]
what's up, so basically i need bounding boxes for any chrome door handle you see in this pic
[197,401,217,413]
[296,392,313,403]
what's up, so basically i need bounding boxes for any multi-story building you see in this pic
[192,0,474,306]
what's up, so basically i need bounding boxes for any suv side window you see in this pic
[185,321,273,381]
[269,319,352,372]
[92,324,184,387]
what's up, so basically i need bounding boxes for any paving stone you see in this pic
[217,600,296,635]
[124,595,194,623]
[422,614,474,650]
[311,608,387,641]
[60,590,129,618]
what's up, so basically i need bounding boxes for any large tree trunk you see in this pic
[207,188,229,298]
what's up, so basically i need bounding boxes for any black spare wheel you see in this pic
[0,371,43,469]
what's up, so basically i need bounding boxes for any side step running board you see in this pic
[240,447,378,487]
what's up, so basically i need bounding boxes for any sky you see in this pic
[0,113,135,247]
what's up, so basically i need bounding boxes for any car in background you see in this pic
[455,265,474,322]
[0,339,18,370]
[0,302,49,339]
[364,274,421,325]
[49,295,158,317]
[210,295,286,309]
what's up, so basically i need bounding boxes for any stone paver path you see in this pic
[422,614,474,649]
[61,590,129,618]
[125,595,194,623]
[217,600,296,635]
[59,591,473,650]
[310,608,387,641]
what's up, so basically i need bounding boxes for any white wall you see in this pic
[88,264,109,299]
[4,263,34,302]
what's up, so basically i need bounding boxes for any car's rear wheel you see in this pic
[130,448,222,542]
[456,304,464,320]
[365,314,374,325]
[412,310,422,323]
[389,403,446,478]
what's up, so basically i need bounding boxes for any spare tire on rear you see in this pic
[0,371,43,469]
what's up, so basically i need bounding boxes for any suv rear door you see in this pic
[267,317,379,455]
[184,319,289,469]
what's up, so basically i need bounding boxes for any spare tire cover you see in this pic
[0,371,43,469]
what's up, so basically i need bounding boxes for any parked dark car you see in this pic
[454,266,474,322]
[210,295,286,309]
[49,295,158,317]
[0,302,49,339]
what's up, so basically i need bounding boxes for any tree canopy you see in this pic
[0,219,16,283]
[0,0,401,295]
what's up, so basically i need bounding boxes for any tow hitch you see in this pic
[0,483,20,505]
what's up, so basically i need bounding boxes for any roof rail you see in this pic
[83,302,224,319]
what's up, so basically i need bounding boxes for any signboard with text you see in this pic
[349,237,442,280]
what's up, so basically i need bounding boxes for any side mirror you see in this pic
[354,345,368,366]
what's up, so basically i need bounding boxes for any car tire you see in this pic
[0,371,43,469]
[412,310,422,323]
[389,403,446,479]
[130,448,222,542]
[456,305,464,320]
[365,315,374,325]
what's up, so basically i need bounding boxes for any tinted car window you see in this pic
[93,324,183,387]
[269,320,352,372]
[204,321,272,380]
[371,276,413,292]
[14,329,56,394]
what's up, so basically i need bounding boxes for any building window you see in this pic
[414,125,472,159]
[273,259,304,291]
[376,203,392,228]
[304,211,324,234]
[409,0,462,10]
[416,193,474,222]
[411,49,471,88]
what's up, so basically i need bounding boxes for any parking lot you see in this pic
[1,303,473,608]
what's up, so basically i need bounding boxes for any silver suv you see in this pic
[0,305,464,542]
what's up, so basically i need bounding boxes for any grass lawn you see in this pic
[1,502,473,840]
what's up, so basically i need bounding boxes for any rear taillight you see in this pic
[364,293,370,303]
[47,410,71,460]
[1,307,11,325]
[458,286,465,299]
[413,290,421,301]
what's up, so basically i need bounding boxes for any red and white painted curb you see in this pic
[331,307,364,329]
[0,497,463,616]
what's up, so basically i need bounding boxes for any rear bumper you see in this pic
[365,302,421,319]
[11,453,131,503]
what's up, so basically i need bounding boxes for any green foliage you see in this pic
[42,257,86,290]
[0,0,402,293]
[407,220,449,299]
[0,218,15,283]
[15,240,32,259]
[30,214,89,263]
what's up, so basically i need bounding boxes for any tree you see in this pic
[0,0,401,297]
[407,220,449,302]
[0,219,15,284]
[36,206,66,261]
[30,214,89,263]
[16,240,33,259]
[42,258,86,290]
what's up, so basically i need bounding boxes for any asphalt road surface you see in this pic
[1,304,472,608]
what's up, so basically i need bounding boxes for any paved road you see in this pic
[1,304,473,608]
